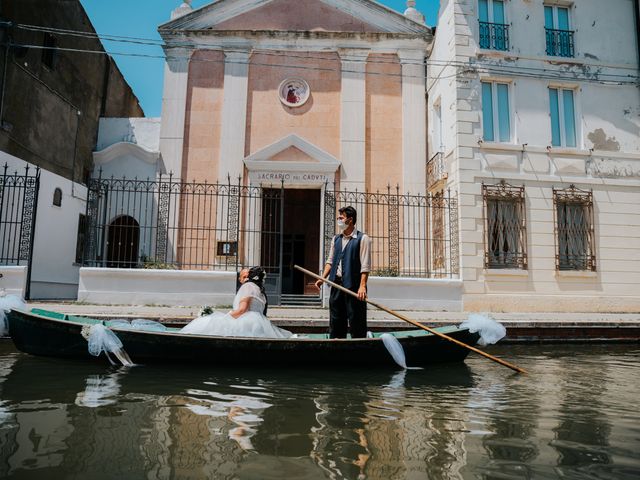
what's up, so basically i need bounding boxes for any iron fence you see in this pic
[0,163,40,299]
[83,175,460,279]
[0,163,40,266]
[324,186,458,278]
[84,173,245,270]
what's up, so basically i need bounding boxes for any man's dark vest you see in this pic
[329,231,363,291]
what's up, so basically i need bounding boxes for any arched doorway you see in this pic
[107,215,140,268]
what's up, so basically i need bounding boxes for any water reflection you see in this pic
[75,370,126,408]
[0,342,639,479]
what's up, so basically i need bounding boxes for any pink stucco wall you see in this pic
[182,49,225,182]
[179,50,225,266]
[213,0,380,32]
[366,53,403,192]
[245,51,341,159]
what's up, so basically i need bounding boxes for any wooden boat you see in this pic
[6,308,480,368]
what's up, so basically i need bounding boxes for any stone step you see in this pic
[279,294,322,307]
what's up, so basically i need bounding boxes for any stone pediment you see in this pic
[160,0,431,35]
[93,142,161,167]
[244,134,340,174]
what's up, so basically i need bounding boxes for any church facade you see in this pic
[147,0,439,302]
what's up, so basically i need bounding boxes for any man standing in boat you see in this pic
[315,206,372,338]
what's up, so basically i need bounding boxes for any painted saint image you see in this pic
[279,78,309,107]
[286,85,299,104]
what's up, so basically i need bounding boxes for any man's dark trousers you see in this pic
[329,280,367,338]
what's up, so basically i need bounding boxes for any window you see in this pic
[52,187,62,207]
[549,87,577,147]
[482,81,511,142]
[544,5,574,57]
[75,214,87,264]
[479,0,509,50]
[42,33,57,69]
[553,185,595,271]
[483,181,527,269]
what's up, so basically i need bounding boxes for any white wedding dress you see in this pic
[180,283,292,339]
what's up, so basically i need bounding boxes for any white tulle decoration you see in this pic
[106,319,131,328]
[106,319,167,332]
[86,324,134,366]
[459,313,507,346]
[131,319,167,331]
[0,294,27,337]
[380,333,422,370]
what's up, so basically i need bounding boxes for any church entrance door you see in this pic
[260,187,321,304]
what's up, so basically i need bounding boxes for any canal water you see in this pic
[0,341,638,480]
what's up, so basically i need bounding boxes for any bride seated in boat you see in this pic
[180,266,292,339]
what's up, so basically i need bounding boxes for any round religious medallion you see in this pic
[278,78,310,107]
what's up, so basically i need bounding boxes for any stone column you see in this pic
[159,47,190,178]
[339,49,369,191]
[399,49,427,273]
[398,49,427,194]
[218,50,251,180]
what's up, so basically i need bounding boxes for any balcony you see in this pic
[479,21,510,51]
[427,152,447,191]
[545,28,575,57]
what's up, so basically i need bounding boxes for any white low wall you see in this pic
[78,268,236,306]
[1,151,86,300]
[366,276,462,311]
[0,266,28,298]
[368,277,462,312]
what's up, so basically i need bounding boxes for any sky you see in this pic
[79,0,439,117]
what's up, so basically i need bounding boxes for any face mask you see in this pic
[337,219,349,231]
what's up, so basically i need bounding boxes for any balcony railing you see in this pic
[479,21,510,51]
[426,152,447,191]
[545,28,574,57]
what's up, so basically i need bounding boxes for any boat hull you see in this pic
[7,309,480,368]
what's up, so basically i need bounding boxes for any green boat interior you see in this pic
[28,308,462,340]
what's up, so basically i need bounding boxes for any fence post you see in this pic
[448,189,459,277]
[155,172,170,265]
[323,182,336,264]
[0,164,7,236]
[23,167,40,300]
[388,184,400,275]
[225,175,241,270]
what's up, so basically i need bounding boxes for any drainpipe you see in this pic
[0,20,12,125]
[634,0,640,72]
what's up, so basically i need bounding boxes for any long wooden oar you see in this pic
[295,265,527,374]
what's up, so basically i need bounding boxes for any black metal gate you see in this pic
[0,163,40,299]
[256,186,283,305]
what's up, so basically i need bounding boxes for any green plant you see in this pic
[141,256,174,270]
[371,268,399,277]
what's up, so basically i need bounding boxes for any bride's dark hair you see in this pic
[247,266,268,315]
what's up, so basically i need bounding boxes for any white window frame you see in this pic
[545,4,571,30]
[479,0,508,24]
[548,85,580,148]
[481,79,514,144]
